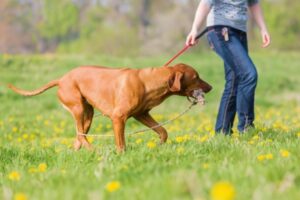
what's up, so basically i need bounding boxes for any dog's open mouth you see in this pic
[191,89,206,105]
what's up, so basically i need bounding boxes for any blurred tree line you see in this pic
[0,0,299,55]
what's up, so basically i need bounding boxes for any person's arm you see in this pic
[249,2,271,48]
[186,0,212,46]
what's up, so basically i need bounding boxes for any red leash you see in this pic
[164,28,209,67]
[164,44,191,66]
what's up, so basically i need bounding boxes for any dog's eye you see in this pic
[192,74,198,80]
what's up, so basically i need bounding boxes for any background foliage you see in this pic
[0,0,299,55]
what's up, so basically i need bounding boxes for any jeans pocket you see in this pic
[208,29,229,45]
[207,36,215,50]
[207,30,224,51]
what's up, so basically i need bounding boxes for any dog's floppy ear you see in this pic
[168,71,183,92]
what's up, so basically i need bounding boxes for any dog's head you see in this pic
[168,63,212,104]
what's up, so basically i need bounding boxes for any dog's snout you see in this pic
[204,84,213,93]
[198,80,212,93]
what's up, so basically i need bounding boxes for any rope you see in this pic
[77,100,198,138]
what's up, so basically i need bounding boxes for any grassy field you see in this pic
[0,51,300,200]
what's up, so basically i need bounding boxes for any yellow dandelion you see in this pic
[210,181,236,200]
[248,140,255,145]
[261,127,267,132]
[135,138,143,144]
[205,125,213,132]
[44,120,49,126]
[281,125,289,132]
[257,155,265,161]
[202,163,210,169]
[183,134,191,141]
[265,153,273,160]
[17,137,23,143]
[280,150,290,158]
[14,193,27,200]
[12,127,18,132]
[38,163,47,172]
[266,139,273,143]
[252,135,259,140]
[41,140,51,148]
[147,141,156,149]
[105,181,121,192]
[175,136,184,143]
[87,137,94,143]
[199,135,209,143]
[209,130,216,136]
[8,171,21,181]
[22,134,29,140]
[153,114,163,121]
[297,132,300,138]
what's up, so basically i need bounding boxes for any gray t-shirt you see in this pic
[203,0,259,32]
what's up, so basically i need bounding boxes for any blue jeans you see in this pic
[207,26,258,134]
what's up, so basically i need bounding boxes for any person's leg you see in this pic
[207,29,238,134]
[237,33,256,131]
[207,28,257,133]
[215,63,237,134]
[230,33,257,132]
[236,65,257,132]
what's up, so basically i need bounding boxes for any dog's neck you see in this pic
[138,66,173,108]
[139,66,171,93]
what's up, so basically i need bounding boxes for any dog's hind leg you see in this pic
[83,102,94,136]
[75,101,94,150]
[58,90,93,150]
[134,112,168,143]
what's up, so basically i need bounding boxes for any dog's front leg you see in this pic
[134,112,168,144]
[112,116,127,152]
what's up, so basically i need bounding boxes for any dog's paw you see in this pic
[73,140,82,151]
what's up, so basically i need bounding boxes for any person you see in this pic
[186,0,270,134]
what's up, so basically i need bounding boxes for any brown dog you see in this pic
[8,63,212,151]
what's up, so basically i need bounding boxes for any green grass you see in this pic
[0,52,300,200]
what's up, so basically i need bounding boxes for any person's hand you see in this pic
[261,29,271,48]
[186,29,199,46]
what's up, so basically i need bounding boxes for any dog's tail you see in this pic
[8,79,59,96]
